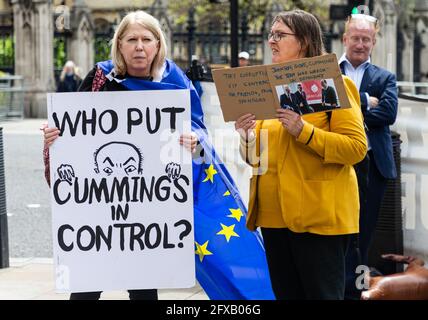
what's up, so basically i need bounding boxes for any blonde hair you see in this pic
[111,10,167,78]
[60,60,78,81]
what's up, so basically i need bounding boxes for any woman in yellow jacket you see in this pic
[235,10,367,300]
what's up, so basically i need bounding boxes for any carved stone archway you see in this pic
[371,0,397,73]
[68,1,94,77]
[12,0,55,118]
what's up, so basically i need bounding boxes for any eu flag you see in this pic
[98,60,275,299]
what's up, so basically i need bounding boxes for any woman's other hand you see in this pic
[42,124,60,147]
[276,108,303,138]
[180,132,198,153]
[235,113,256,141]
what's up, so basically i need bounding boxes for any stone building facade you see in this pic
[0,0,156,117]
[0,0,428,117]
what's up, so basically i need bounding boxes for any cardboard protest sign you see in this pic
[212,65,276,121]
[212,54,351,121]
[268,54,350,115]
[47,90,195,293]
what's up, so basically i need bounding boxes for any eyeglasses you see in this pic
[268,31,295,42]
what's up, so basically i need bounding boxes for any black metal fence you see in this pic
[0,127,9,269]
[368,132,403,275]
[94,31,113,64]
[171,9,265,70]
[94,19,115,64]
[0,25,14,75]
[53,32,68,85]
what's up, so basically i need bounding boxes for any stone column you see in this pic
[395,0,416,83]
[331,20,345,59]
[414,0,428,82]
[371,0,397,73]
[262,3,284,64]
[67,0,94,77]
[149,0,173,59]
[158,16,172,59]
[400,28,414,82]
[12,0,55,118]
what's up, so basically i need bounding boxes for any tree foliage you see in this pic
[167,0,329,32]
[0,36,14,68]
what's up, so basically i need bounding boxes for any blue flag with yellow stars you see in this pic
[97,59,275,299]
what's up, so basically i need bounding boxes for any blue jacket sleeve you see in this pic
[359,92,368,109]
[361,73,398,127]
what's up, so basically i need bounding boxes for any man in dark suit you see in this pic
[279,85,301,115]
[294,83,314,113]
[321,79,338,108]
[340,13,398,299]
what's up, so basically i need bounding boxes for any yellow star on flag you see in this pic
[216,223,239,242]
[195,241,213,262]
[223,190,231,196]
[202,164,218,183]
[228,208,244,222]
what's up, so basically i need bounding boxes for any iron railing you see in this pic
[0,75,24,120]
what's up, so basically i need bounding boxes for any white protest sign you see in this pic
[47,90,195,293]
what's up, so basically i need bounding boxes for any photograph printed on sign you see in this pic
[275,78,340,115]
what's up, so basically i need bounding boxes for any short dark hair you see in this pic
[273,10,326,58]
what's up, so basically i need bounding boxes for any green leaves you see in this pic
[0,36,14,69]
[166,0,329,31]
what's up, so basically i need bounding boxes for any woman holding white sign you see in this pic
[235,10,367,300]
[44,9,276,301]
[43,10,197,300]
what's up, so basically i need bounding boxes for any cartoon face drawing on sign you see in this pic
[94,142,143,176]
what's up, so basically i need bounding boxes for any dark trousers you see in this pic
[261,228,350,300]
[69,289,158,300]
[345,150,388,299]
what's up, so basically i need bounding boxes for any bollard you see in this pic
[0,127,9,268]
[368,131,403,274]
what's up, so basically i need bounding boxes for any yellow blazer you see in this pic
[240,76,367,235]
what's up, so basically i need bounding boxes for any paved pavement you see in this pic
[2,119,52,257]
[0,119,208,300]
[0,258,208,300]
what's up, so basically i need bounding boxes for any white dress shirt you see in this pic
[338,53,371,149]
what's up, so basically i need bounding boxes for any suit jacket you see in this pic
[340,63,398,179]
[279,92,301,114]
[294,91,306,105]
[322,86,338,105]
[295,90,314,113]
